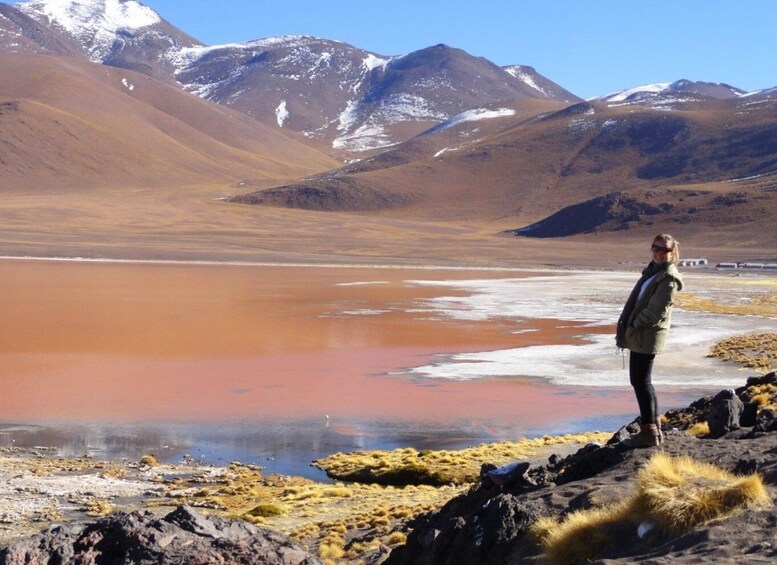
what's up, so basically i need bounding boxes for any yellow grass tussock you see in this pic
[686,421,711,437]
[531,453,771,564]
[532,502,634,564]
[678,292,777,318]
[138,455,159,467]
[634,452,771,535]
[315,431,612,486]
[741,383,777,410]
[84,499,115,517]
[707,332,777,373]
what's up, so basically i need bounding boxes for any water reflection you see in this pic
[1,414,638,481]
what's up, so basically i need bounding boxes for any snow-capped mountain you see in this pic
[173,39,579,153]
[740,86,777,102]
[503,65,575,100]
[0,2,82,54]
[15,0,201,79]
[595,79,747,104]
[5,0,578,154]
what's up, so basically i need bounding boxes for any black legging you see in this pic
[630,351,657,424]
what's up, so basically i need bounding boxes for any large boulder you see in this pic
[707,389,744,437]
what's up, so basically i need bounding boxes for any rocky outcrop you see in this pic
[387,372,777,564]
[0,505,320,565]
[707,389,744,437]
[228,177,418,212]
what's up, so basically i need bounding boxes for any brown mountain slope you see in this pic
[510,179,777,239]
[230,98,777,243]
[0,53,338,191]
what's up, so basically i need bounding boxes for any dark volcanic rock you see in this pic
[707,389,744,437]
[0,506,320,565]
[387,484,547,565]
[387,377,777,565]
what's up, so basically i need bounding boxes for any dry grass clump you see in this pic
[686,421,711,437]
[634,453,770,535]
[678,291,777,318]
[532,502,633,564]
[531,452,770,564]
[243,503,284,518]
[740,382,777,410]
[753,294,777,306]
[315,431,612,486]
[318,531,346,563]
[138,455,159,467]
[661,407,702,430]
[98,466,128,479]
[84,499,114,517]
[156,459,463,564]
[707,332,777,373]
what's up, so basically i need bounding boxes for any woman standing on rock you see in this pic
[616,234,684,448]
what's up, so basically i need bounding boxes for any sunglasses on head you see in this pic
[651,244,672,253]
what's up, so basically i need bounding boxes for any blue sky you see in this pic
[17,0,777,98]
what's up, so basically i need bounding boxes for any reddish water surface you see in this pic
[0,260,641,429]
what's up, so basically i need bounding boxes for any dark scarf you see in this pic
[616,261,670,347]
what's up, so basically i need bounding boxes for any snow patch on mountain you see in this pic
[169,35,332,69]
[337,100,361,133]
[18,0,160,61]
[275,100,289,127]
[306,51,334,80]
[435,108,516,131]
[333,121,393,152]
[363,54,390,71]
[171,44,237,68]
[378,93,446,122]
[251,34,339,49]
[185,72,238,100]
[505,66,549,95]
[332,92,450,151]
[567,118,598,134]
[594,80,749,105]
[595,82,671,103]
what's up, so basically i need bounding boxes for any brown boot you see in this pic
[622,423,660,448]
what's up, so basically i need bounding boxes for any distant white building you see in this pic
[716,262,738,269]
[679,258,708,267]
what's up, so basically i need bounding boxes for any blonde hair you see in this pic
[654,233,680,264]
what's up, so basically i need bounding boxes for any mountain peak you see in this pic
[595,79,747,104]
[18,0,162,61]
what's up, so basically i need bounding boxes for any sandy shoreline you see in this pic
[0,253,645,275]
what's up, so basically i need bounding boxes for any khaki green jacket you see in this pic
[617,262,684,355]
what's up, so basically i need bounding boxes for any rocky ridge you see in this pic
[386,372,777,564]
[0,505,321,565]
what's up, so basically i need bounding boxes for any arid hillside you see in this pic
[230,95,777,250]
[0,54,338,192]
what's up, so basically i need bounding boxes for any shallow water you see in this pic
[0,412,651,482]
[1,259,770,477]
